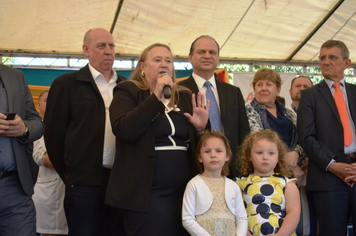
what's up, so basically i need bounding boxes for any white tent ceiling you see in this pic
[1,0,355,67]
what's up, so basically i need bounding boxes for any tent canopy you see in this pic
[1,0,355,67]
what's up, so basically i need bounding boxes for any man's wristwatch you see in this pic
[22,125,29,137]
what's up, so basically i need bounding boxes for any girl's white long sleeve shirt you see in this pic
[182,175,248,236]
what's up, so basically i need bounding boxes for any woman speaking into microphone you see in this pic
[106,43,209,235]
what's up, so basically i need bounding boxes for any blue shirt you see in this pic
[0,78,16,171]
[267,103,293,147]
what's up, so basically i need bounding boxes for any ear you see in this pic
[139,61,145,73]
[289,88,292,96]
[188,54,193,64]
[344,58,352,69]
[198,155,203,163]
[83,45,89,57]
[225,155,230,162]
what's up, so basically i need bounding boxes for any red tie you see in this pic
[333,82,353,147]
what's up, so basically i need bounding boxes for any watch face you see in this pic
[23,126,29,137]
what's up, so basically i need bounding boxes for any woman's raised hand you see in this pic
[184,92,209,131]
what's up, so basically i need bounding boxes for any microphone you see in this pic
[161,73,172,99]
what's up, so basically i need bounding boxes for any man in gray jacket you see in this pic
[0,64,44,236]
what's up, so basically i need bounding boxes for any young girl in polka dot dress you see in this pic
[235,129,300,236]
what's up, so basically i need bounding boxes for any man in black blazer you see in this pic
[298,40,356,236]
[44,28,125,236]
[178,35,250,178]
[0,65,44,235]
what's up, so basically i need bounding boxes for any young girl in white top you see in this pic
[182,131,247,236]
[235,129,300,236]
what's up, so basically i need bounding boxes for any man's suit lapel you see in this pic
[182,76,199,94]
[0,66,14,110]
[318,80,341,125]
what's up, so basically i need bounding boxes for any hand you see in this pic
[184,92,209,131]
[284,151,304,187]
[344,176,356,188]
[153,74,174,101]
[0,113,9,134]
[292,166,305,188]
[328,162,355,187]
[284,151,299,170]
[44,153,55,170]
[344,163,356,187]
[0,113,27,137]
[300,157,309,174]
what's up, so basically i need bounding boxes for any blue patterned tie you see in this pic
[204,81,223,132]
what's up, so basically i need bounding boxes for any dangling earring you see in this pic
[141,71,145,77]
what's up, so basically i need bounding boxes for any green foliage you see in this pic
[309,76,323,85]
[306,66,321,74]
[2,57,14,64]
[252,65,305,73]
[345,77,356,84]
[218,64,250,72]
[217,63,356,85]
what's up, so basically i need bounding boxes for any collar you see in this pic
[192,72,216,90]
[162,99,180,112]
[251,98,266,111]
[88,63,117,83]
[291,103,297,113]
[324,78,345,89]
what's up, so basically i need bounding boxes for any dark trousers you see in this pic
[312,183,356,236]
[0,175,36,236]
[64,168,125,236]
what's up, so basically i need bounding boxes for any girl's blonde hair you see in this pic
[238,129,291,177]
[196,131,232,176]
[130,43,189,107]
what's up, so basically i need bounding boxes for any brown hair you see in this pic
[290,76,313,89]
[196,131,232,176]
[39,90,49,101]
[321,39,349,59]
[252,68,281,90]
[189,35,220,56]
[238,129,291,177]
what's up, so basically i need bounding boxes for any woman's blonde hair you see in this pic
[130,43,188,107]
[252,68,282,90]
[238,129,291,177]
[196,131,232,176]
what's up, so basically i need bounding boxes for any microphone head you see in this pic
[163,86,171,99]
[161,72,172,99]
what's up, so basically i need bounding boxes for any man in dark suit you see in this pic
[178,35,249,178]
[298,40,356,236]
[0,65,44,235]
[44,28,125,236]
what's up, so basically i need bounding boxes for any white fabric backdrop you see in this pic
[232,72,297,108]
